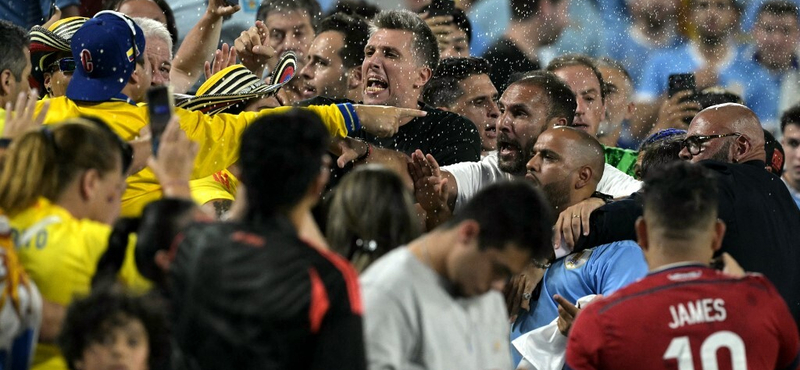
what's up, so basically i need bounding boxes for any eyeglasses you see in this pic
[48,58,76,74]
[681,132,742,156]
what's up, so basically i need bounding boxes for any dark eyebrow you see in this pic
[580,88,599,96]
[538,148,561,160]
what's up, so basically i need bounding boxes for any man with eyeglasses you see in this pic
[510,126,647,368]
[580,103,800,329]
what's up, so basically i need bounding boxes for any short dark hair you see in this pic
[257,0,323,31]
[510,0,563,21]
[596,57,633,87]
[325,0,380,19]
[444,180,554,264]
[781,103,800,133]
[637,135,685,180]
[59,286,169,370]
[318,13,370,69]
[453,8,472,44]
[0,20,30,82]
[642,161,719,240]
[757,0,798,20]
[370,10,439,71]
[422,57,491,108]
[239,109,328,219]
[509,70,577,126]
[546,54,606,104]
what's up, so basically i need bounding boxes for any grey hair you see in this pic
[369,10,439,71]
[133,17,173,59]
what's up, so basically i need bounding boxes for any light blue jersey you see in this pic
[510,240,648,366]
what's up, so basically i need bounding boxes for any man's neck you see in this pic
[505,20,543,61]
[408,232,451,277]
[784,174,800,192]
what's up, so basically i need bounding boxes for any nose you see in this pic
[526,153,541,173]
[679,146,692,161]
[299,62,313,80]
[498,111,513,133]
[575,97,587,116]
[487,100,500,119]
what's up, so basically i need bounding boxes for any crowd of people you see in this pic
[1,0,800,368]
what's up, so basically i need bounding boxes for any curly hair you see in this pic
[58,286,170,370]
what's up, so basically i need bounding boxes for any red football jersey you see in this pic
[566,264,800,370]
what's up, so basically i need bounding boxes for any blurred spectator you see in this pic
[636,0,777,129]
[422,57,500,156]
[744,0,800,133]
[170,109,367,370]
[547,55,640,177]
[601,0,685,89]
[0,213,42,370]
[326,165,421,272]
[58,286,169,370]
[781,104,800,208]
[419,6,472,58]
[108,0,178,47]
[299,13,369,102]
[481,0,569,92]
[133,17,173,87]
[326,0,381,18]
[634,128,686,179]
[361,181,554,370]
[764,128,786,175]
[0,0,79,29]
[0,21,32,118]
[596,57,636,148]
[567,161,800,368]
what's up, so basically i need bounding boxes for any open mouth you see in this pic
[302,84,317,98]
[484,125,497,139]
[365,76,389,94]
[497,140,521,157]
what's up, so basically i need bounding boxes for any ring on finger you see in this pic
[572,214,579,218]
[522,292,532,300]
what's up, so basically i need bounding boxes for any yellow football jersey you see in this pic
[35,98,355,216]
[10,198,151,370]
[190,169,239,205]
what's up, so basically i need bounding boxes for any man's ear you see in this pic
[548,116,568,128]
[79,169,101,201]
[635,216,649,252]
[625,101,636,120]
[414,66,432,89]
[347,66,362,90]
[0,69,14,97]
[711,219,726,253]
[129,63,143,86]
[456,219,480,247]
[732,135,751,163]
[574,166,592,190]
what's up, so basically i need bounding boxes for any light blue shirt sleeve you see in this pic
[586,240,648,296]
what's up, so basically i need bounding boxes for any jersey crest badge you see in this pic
[565,250,593,270]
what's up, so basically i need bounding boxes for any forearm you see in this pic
[171,11,224,93]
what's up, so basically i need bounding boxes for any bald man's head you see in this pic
[680,103,766,164]
[525,126,605,213]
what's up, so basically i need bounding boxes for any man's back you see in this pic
[566,265,800,369]
[170,219,366,370]
[360,247,513,370]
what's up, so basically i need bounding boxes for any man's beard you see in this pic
[709,140,733,162]
[497,132,535,176]
[541,176,573,214]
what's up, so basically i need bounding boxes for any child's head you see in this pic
[59,287,169,370]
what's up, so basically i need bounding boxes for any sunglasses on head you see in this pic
[49,58,76,74]
[681,132,742,156]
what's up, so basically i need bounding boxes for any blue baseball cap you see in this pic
[66,11,146,102]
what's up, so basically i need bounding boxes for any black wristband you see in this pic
[591,191,614,204]
[356,142,372,161]
[0,138,12,149]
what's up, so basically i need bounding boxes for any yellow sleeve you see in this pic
[0,108,6,136]
[175,104,355,179]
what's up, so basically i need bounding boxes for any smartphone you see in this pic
[223,0,239,6]
[668,73,696,124]
[428,0,455,17]
[146,85,174,157]
[668,73,696,98]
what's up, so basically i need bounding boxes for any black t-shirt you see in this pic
[359,103,482,166]
[482,37,540,93]
[170,217,366,370]
[578,160,800,327]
